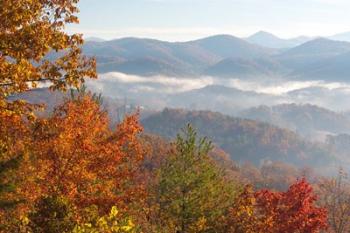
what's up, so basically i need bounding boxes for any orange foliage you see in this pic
[0,0,96,117]
[226,185,261,233]
[227,179,328,233]
[255,178,328,233]
[0,112,31,221]
[20,95,146,213]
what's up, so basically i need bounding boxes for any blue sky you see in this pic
[67,0,350,41]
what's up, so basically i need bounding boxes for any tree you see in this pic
[156,125,236,233]
[255,178,328,233]
[0,0,96,117]
[0,108,32,227]
[0,0,96,226]
[19,93,146,215]
[227,179,328,233]
[28,195,76,233]
[225,185,261,233]
[0,155,23,210]
[317,170,350,233]
[72,206,137,233]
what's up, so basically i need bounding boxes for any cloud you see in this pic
[222,79,350,96]
[87,72,350,96]
[84,72,350,111]
[87,72,214,94]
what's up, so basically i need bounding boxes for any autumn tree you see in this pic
[0,107,33,229]
[72,206,137,233]
[227,179,328,233]
[0,114,28,210]
[156,125,236,233]
[255,179,328,233]
[28,195,76,233]
[0,0,96,117]
[18,93,146,218]
[317,170,350,233]
[225,185,261,233]
[0,0,96,227]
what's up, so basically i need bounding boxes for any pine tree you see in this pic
[0,113,29,212]
[157,124,236,233]
[0,151,22,210]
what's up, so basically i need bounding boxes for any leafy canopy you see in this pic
[0,0,96,117]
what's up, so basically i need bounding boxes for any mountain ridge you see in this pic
[81,34,350,82]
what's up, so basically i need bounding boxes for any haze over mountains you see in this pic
[140,108,350,177]
[26,29,350,174]
[14,86,350,175]
[245,31,311,49]
[77,30,350,120]
[82,31,350,83]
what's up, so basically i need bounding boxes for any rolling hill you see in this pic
[141,108,337,169]
[189,34,276,58]
[79,35,350,82]
[291,51,350,81]
[82,35,276,76]
[204,57,285,78]
[239,104,350,141]
[168,85,281,114]
[277,38,350,70]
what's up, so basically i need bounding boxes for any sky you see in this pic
[67,0,350,41]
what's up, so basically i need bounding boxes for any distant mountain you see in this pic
[98,57,193,76]
[277,38,350,70]
[326,133,350,154]
[8,88,65,114]
[329,31,350,42]
[291,36,313,45]
[204,58,271,77]
[168,85,281,114]
[285,86,350,111]
[9,88,155,124]
[80,35,350,81]
[191,34,277,58]
[83,35,276,76]
[142,108,336,169]
[280,38,350,57]
[239,104,350,141]
[246,31,310,49]
[204,57,285,78]
[291,51,350,81]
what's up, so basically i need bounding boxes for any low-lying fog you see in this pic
[86,72,350,112]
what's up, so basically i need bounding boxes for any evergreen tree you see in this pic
[0,151,22,210]
[157,124,236,233]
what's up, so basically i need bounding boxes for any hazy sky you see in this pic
[67,0,350,41]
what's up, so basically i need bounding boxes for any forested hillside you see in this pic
[142,108,336,169]
[240,103,350,141]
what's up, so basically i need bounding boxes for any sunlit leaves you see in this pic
[24,94,145,213]
[73,206,136,233]
[227,179,328,233]
[0,0,96,117]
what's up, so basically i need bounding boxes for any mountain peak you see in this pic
[249,31,281,39]
[247,31,296,48]
[193,34,240,42]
